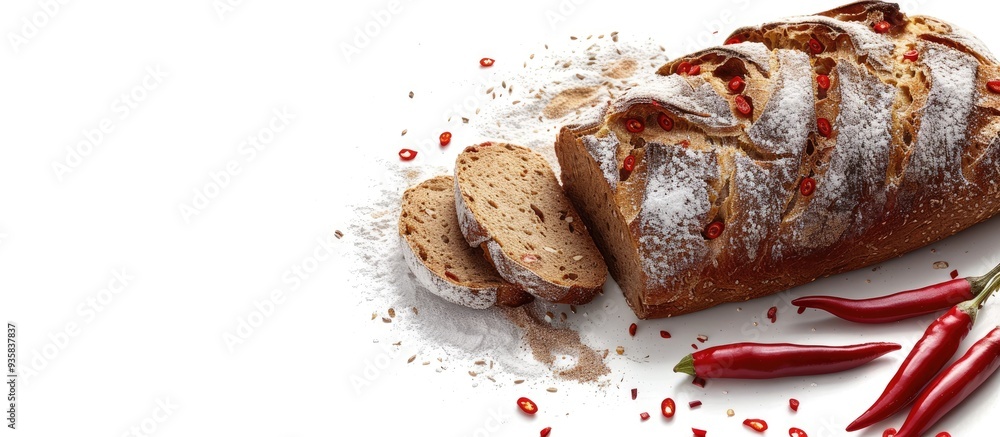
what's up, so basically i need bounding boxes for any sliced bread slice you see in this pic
[454,143,608,304]
[399,176,533,309]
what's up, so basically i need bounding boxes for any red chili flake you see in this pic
[808,38,824,55]
[679,139,690,148]
[658,113,674,131]
[797,306,806,314]
[873,20,891,33]
[540,427,552,437]
[692,377,706,388]
[660,330,672,338]
[789,398,800,412]
[950,269,959,279]
[988,80,1000,93]
[725,36,742,45]
[629,323,638,337]
[661,398,676,418]
[639,412,650,421]
[767,306,778,323]
[517,397,538,415]
[935,433,950,437]
[480,57,495,67]
[624,118,645,133]
[903,49,919,62]
[398,148,418,161]
[677,61,692,75]
[789,427,809,437]
[444,271,460,282]
[744,418,768,432]
[688,64,701,75]
[439,132,452,147]
[696,334,708,343]
[816,74,831,90]
[799,177,816,196]
[704,221,725,240]
[817,118,832,137]
[689,400,703,408]
[883,428,897,437]
[691,343,698,350]
[728,76,746,93]
[631,388,637,400]
[734,95,753,116]
[693,428,708,437]
[623,155,637,172]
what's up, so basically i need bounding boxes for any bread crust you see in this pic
[556,1,1000,318]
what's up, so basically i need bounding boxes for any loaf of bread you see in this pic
[454,143,608,304]
[399,176,534,309]
[555,1,1000,318]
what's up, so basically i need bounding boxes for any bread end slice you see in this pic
[454,143,608,305]
[399,176,533,309]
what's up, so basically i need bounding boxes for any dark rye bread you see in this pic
[399,176,533,309]
[454,143,608,304]
[556,1,1000,318]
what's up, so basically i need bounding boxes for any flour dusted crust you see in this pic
[555,1,1000,318]
[399,176,532,309]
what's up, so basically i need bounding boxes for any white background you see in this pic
[2,0,1000,436]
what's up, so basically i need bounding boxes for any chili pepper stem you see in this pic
[969,260,1000,295]
[958,273,1000,323]
[673,354,696,375]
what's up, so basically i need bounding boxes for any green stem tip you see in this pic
[673,354,696,375]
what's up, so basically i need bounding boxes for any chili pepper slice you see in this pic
[398,148,418,161]
[883,428,897,437]
[439,132,452,147]
[894,326,1000,437]
[661,398,676,418]
[692,428,707,437]
[792,262,1000,323]
[639,412,650,421]
[743,419,768,432]
[629,323,637,337]
[540,427,552,437]
[517,397,538,415]
[789,398,800,412]
[480,58,495,67]
[673,342,900,379]
[789,427,808,437]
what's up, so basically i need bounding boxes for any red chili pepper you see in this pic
[728,76,746,93]
[623,155,637,172]
[677,61,692,75]
[480,57,495,67]
[660,330,672,338]
[629,323,637,337]
[883,428,897,437]
[661,398,676,418]
[808,38,824,54]
[658,113,674,131]
[799,177,816,196]
[692,428,707,437]
[789,427,808,437]
[540,427,552,437]
[792,263,1000,323]
[743,419,768,432]
[894,326,1000,437]
[847,304,978,431]
[398,148,418,161]
[903,49,919,62]
[988,80,1000,94]
[624,118,645,133]
[935,433,950,437]
[816,74,831,90]
[873,20,891,33]
[703,221,725,240]
[673,342,900,378]
[439,132,452,147]
[517,397,538,415]
[817,118,832,137]
[789,398,800,412]
[687,64,701,75]
[734,95,753,116]
[639,412,650,421]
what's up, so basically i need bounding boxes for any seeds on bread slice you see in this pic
[454,143,608,305]
[399,176,533,309]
